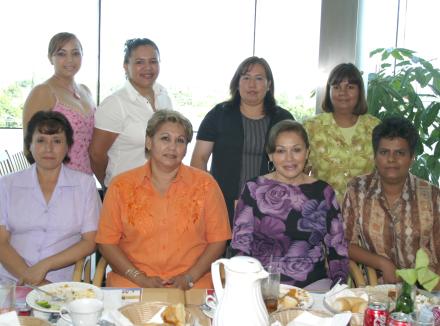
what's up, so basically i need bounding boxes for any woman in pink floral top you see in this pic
[23,32,95,174]
[231,120,348,289]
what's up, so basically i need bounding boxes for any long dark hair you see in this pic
[228,56,276,112]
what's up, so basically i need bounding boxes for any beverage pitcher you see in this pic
[211,256,269,326]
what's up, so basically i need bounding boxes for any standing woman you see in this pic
[191,57,293,224]
[23,32,96,174]
[89,38,172,189]
[303,63,380,203]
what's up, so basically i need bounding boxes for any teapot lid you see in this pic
[225,256,264,273]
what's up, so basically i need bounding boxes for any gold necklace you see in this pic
[53,76,81,99]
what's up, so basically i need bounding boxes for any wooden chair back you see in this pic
[73,256,92,283]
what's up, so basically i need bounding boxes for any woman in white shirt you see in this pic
[89,38,172,188]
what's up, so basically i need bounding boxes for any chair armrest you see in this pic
[93,257,108,287]
[73,258,85,282]
[349,259,366,287]
[366,266,378,286]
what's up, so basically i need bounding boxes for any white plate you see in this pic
[26,282,103,313]
[279,284,314,309]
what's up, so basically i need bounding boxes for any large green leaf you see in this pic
[397,48,416,57]
[391,49,405,60]
[422,103,440,129]
[381,50,391,61]
[370,48,385,57]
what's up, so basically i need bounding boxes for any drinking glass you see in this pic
[261,265,280,314]
[410,310,435,326]
[0,278,16,314]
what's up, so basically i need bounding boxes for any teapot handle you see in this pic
[211,258,228,300]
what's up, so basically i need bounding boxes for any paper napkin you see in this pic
[0,311,20,326]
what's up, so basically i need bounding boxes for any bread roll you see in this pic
[279,295,299,309]
[333,297,367,313]
[351,300,368,313]
[333,298,351,312]
[161,303,186,326]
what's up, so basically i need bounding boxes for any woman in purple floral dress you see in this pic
[231,120,349,289]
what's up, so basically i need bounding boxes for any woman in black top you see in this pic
[191,56,294,225]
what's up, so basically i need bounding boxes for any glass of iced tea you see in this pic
[0,278,16,314]
[261,265,280,314]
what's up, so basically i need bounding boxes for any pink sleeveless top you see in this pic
[53,101,95,174]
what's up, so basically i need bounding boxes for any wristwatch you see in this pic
[184,274,194,288]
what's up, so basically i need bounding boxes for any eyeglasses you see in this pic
[240,74,267,84]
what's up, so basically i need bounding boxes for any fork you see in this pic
[27,284,65,302]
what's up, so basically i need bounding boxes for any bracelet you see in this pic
[125,268,145,280]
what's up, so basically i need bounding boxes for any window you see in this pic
[0,0,98,153]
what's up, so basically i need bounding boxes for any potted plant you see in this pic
[367,47,440,186]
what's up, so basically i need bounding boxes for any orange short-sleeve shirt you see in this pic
[95,162,231,288]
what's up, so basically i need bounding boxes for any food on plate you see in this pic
[161,303,186,326]
[278,287,311,309]
[34,284,97,309]
[278,295,299,309]
[35,300,51,309]
[333,296,368,313]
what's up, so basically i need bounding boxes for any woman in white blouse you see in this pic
[89,38,172,188]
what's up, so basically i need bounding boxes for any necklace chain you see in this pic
[53,76,81,99]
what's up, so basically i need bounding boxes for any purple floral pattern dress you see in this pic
[231,176,349,287]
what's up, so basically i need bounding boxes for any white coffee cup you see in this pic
[205,294,218,310]
[60,298,103,326]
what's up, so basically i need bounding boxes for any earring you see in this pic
[267,160,275,172]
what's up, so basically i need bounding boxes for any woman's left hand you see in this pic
[21,261,50,285]
[166,274,192,290]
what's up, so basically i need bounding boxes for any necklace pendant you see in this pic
[73,91,81,100]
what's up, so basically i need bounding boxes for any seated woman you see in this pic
[0,111,101,285]
[96,110,231,289]
[342,117,440,286]
[231,120,348,290]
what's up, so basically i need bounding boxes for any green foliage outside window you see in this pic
[0,80,32,128]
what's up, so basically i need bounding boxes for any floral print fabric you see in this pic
[231,176,349,287]
[303,113,380,204]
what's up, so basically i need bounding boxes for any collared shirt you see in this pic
[95,161,231,288]
[342,171,440,273]
[95,81,173,186]
[0,164,101,282]
[304,113,380,203]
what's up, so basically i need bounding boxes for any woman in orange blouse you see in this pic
[96,110,231,289]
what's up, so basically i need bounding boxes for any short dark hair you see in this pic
[25,111,74,164]
[145,110,193,155]
[372,116,419,156]
[266,120,309,154]
[228,56,276,112]
[124,38,160,64]
[322,63,368,115]
[48,32,82,58]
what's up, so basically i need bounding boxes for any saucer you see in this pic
[201,306,215,319]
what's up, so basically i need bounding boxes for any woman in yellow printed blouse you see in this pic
[303,63,380,203]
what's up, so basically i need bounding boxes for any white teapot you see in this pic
[211,256,269,326]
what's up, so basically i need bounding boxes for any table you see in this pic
[21,286,329,326]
